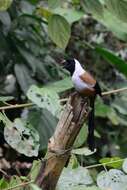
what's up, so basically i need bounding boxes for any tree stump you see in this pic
[35,93,89,190]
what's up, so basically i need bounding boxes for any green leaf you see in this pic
[36,7,52,20]
[0,96,14,102]
[57,166,93,190]
[30,184,42,190]
[106,0,127,23]
[28,108,58,150]
[1,114,40,157]
[48,0,61,9]
[14,64,37,94]
[82,0,127,41]
[95,47,127,77]
[99,157,123,169]
[72,147,96,156]
[54,8,84,24]
[0,0,13,11]
[29,160,42,180]
[74,124,88,148]
[27,85,62,118]
[68,154,79,169]
[82,0,103,18]
[48,14,71,49]
[47,77,73,93]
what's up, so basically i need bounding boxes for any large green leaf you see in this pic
[14,64,37,94]
[0,0,13,11]
[82,0,127,41]
[48,0,61,9]
[48,14,71,49]
[82,0,103,18]
[106,0,127,23]
[57,166,93,190]
[54,8,84,24]
[95,47,127,77]
[0,113,40,157]
[27,85,62,118]
[47,77,73,93]
[28,108,58,150]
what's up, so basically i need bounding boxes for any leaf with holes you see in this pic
[57,166,93,190]
[48,14,71,49]
[27,85,62,118]
[97,169,127,190]
[2,115,40,157]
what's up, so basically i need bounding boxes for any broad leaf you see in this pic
[27,108,58,150]
[48,14,71,49]
[95,47,127,77]
[97,169,127,190]
[72,147,96,156]
[54,8,84,24]
[106,0,127,23]
[99,157,123,169]
[0,113,40,157]
[47,77,73,93]
[82,0,103,18]
[0,96,14,102]
[57,166,93,190]
[48,0,61,9]
[27,85,62,118]
[14,64,37,94]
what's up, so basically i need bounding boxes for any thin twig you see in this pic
[0,169,10,178]
[85,159,125,169]
[4,180,34,190]
[102,87,127,96]
[0,87,127,111]
[0,103,34,111]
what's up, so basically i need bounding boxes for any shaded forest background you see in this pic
[0,0,127,189]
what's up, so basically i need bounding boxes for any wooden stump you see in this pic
[35,93,89,190]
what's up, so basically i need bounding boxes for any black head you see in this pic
[63,59,75,76]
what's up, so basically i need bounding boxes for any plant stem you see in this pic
[85,159,125,169]
[4,180,34,190]
[102,87,127,96]
[0,103,34,111]
[0,87,127,111]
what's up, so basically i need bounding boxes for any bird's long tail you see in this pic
[87,95,96,151]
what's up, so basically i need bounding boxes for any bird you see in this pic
[62,58,102,151]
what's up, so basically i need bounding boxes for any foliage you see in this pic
[0,0,127,189]
[0,112,40,156]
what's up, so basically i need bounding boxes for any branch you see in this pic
[4,180,34,190]
[0,87,127,111]
[102,87,127,96]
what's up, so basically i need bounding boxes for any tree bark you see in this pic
[35,93,89,190]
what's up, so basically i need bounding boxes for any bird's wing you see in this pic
[79,72,96,86]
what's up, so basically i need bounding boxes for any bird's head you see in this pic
[62,58,75,76]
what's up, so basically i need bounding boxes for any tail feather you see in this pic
[87,96,96,151]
